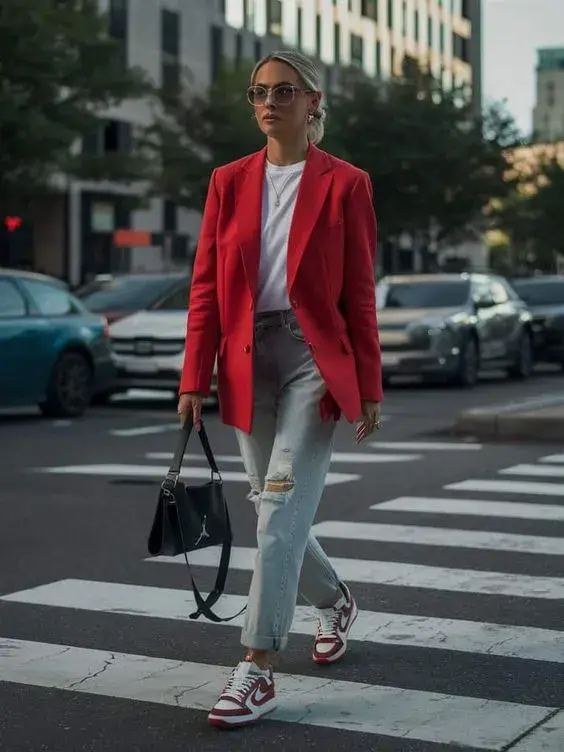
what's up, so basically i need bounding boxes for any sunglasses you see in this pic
[246,83,314,107]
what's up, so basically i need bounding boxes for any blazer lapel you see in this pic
[287,145,333,293]
[235,148,266,302]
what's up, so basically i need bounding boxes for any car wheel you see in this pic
[39,351,93,418]
[508,331,533,379]
[451,336,479,387]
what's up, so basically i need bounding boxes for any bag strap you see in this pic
[173,491,246,623]
[168,418,220,480]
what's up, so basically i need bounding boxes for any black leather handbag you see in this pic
[147,419,245,623]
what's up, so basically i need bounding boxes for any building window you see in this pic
[316,15,322,57]
[547,81,556,108]
[376,40,381,76]
[267,0,282,37]
[210,25,223,82]
[427,16,433,48]
[253,39,262,62]
[402,2,407,36]
[351,34,363,67]
[161,9,180,95]
[361,0,378,20]
[244,0,254,31]
[163,200,177,233]
[334,22,341,64]
[439,21,444,53]
[297,8,303,49]
[414,9,419,41]
[387,0,393,29]
[83,119,132,155]
[461,0,470,19]
[109,0,128,69]
[235,33,244,66]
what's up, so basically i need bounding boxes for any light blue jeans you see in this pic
[235,309,342,652]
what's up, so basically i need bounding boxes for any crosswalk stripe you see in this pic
[369,441,482,451]
[500,464,564,478]
[110,423,180,437]
[148,546,564,600]
[0,638,553,747]
[2,579,562,663]
[540,455,564,464]
[510,709,564,751]
[311,521,564,556]
[147,452,422,464]
[371,496,564,522]
[446,479,564,497]
[34,465,360,486]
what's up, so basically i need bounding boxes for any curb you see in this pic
[454,395,564,442]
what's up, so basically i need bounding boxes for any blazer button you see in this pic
[243,345,251,353]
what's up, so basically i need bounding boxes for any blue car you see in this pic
[0,269,115,417]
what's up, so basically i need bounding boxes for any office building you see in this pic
[18,0,481,284]
[533,47,564,142]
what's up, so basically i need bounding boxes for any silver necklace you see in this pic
[266,169,294,208]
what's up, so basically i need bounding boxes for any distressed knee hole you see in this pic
[264,478,294,493]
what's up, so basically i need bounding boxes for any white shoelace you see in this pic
[223,664,265,702]
[317,607,341,637]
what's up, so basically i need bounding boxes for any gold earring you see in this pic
[307,113,314,123]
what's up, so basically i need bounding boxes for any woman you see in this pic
[178,50,382,728]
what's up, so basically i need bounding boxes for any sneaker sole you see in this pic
[208,701,277,728]
[312,598,359,665]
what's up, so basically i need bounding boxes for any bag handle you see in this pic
[168,418,220,481]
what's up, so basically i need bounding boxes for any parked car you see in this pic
[376,273,534,386]
[0,269,114,417]
[510,275,564,368]
[100,277,216,401]
[76,272,191,324]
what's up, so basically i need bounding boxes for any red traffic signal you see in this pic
[4,216,22,232]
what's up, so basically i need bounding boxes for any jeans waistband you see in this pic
[254,309,295,329]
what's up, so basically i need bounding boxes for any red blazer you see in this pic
[180,144,382,433]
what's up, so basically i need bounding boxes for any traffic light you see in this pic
[4,216,22,232]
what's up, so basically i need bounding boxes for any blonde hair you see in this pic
[250,50,327,145]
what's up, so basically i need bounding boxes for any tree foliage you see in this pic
[324,61,522,243]
[0,0,152,210]
[146,62,263,211]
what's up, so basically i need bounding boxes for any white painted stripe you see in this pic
[500,464,564,478]
[369,441,482,451]
[372,496,564,522]
[540,455,564,464]
[110,423,179,437]
[510,709,564,751]
[312,521,564,556]
[150,546,564,600]
[3,579,562,664]
[147,452,421,464]
[0,638,552,747]
[446,479,564,497]
[35,464,360,486]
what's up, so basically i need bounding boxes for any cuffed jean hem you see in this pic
[240,630,289,652]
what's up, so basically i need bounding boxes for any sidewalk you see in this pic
[454,394,564,442]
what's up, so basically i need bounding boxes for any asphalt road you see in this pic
[1,370,563,752]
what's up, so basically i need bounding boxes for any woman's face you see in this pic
[249,60,320,141]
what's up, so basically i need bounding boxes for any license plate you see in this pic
[382,352,400,366]
[127,361,159,374]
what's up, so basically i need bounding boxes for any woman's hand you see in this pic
[355,400,382,443]
[177,392,203,428]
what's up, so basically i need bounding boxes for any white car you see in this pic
[109,310,217,399]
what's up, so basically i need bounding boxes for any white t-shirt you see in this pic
[256,160,305,313]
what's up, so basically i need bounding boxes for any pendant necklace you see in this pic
[266,169,294,208]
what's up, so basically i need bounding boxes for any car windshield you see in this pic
[76,275,184,312]
[378,280,470,309]
[511,280,564,306]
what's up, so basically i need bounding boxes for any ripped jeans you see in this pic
[235,309,341,652]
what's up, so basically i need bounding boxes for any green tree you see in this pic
[146,62,263,211]
[324,61,522,246]
[0,0,153,211]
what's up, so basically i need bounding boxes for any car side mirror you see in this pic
[474,297,495,310]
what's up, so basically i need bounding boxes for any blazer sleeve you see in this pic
[179,169,221,396]
[342,171,383,402]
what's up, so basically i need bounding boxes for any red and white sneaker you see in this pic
[208,660,276,728]
[312,582,358,665]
